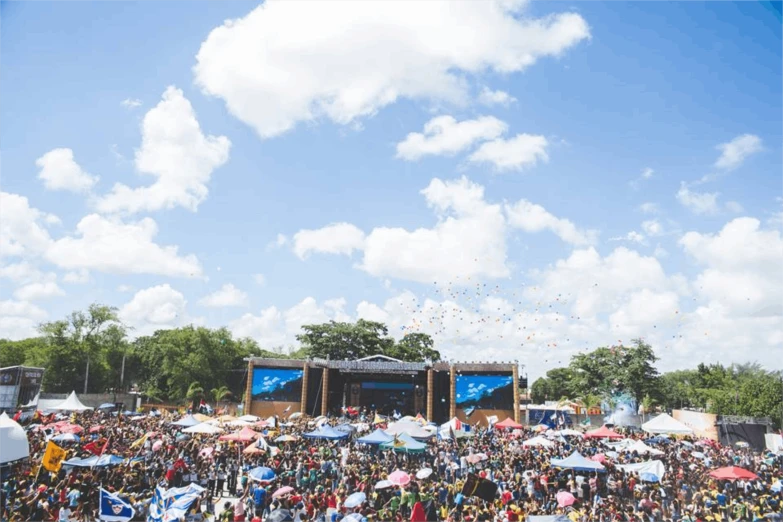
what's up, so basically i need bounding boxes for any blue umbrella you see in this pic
[52,433,80,442]
[249,466,276,483]
[640,472,659,483]
[97,403,115,410]
[344,492,366,508]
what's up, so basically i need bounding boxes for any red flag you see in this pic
[13,410,22,422]
[99,436,110,456]
[83,441,101,455]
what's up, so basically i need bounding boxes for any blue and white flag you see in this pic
[147,483,205,522]
[99,488,135,522]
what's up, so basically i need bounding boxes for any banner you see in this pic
[147,483,205,522]
[99,488,135,522]
[672,410,718,441]
[461,472,498,502]
[42,441,67,472]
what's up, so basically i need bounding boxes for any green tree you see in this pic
[186,382,205,411]
[387,333,441,362]
[0,338,47,367]
[530,368,576,403]
[211,385,233,411]
[296,320,395,360]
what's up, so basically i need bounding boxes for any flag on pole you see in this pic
[464,407,475,418]
[83,441,102,456]
[461,472,498,503]
[283,405,291,413]
[99,488,135,522]
[42,441,67,472]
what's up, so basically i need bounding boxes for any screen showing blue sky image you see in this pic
[251,368,304,402]
[455,374,514,408]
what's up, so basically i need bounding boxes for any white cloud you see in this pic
[639,202,659,214]
[96,86,231,214]
[505,199,597,245]
[13,281,65,301]
[641,219,663,237]
[360,177,509,283]
[117,284,134,293]
[396,115,507,160]
[725,201,743,213]
[478,87,517,107]
[715,134,762,170]
[119,284,188,336]
[194,0,590,138]
[198,283,250,308]
[230,306,287,346]
[63,269,90,284]
[609,231,646,245]
[36,148,98,193]
[293,223,366,259]
[0,262,52,285]
[468,134,548,171]
[121,98,142,109]
[0,192,58,258]
[641,167,654,179]
[676,182,720,215]
[253,274,266,285]
[0,300,48,340]
[46,214,203,278]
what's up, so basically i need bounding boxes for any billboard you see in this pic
[672,409,718,440]
[251,368,303,402]
[455,373,514,410]
[0,366,44,413]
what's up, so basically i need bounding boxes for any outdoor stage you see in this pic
[244,355,521,425]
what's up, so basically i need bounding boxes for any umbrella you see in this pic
[640,472,660,483]
[275,434,298,443]
[735,441,750,448]
[266,510,293,522]
[709,466,759,481]
[52,433,79,442]
[374,480,393,490]
[152,440,163,452]
[416,468,433,480]
[199,447,214,458]
[273,486,294,498]
[288,412,303,420]
[691,451,706,459]
[556,492,576,508]
[466,453,488,464]
[176,433,190,441]
[388,470,411,486]
[249,466,276,483]
[97,403,115,410]
[89,425,103,433]
[344,492,366,508]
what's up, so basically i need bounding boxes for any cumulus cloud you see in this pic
[478,87,517,107]
[36,148,98,193]
[96,87,231,214]
[293,223,366,259]
[0,300,48,340]
[505,199,597,245]
[468,134,548,171]
[609,231,646,245]
[63,269,90,284]
[13,281,65,301]
[46,214,203,278]
[641,220,663,237]
[198,283,250,308]
[715,134,762,170]
[639,202,659,214]
[194,0,589,138]
[396,115,507,160]
[0,192,59,258]
[676,182,719,215]
[119,284,189,336]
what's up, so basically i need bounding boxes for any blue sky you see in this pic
[1,1,781,381]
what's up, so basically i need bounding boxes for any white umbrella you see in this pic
[374,480,394,490]
[182,422,224,434]
[416,468,433,480]
[344,492,366,508]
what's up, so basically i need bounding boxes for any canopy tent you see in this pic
[192,413,212,423]
[438,418,473,440]
[522,436,555,448]
[63,454,124,467]
[550,451,606,472]
[357,428,393,445]
[0,412,30,464]
[219,427,260,442]
[302,426,349,440]
[51,391,92,411]
[386,421,433,439]
[171,415,201,427]
[555,429,584,438]
[708,466,759,481]
[182,422,224,434]
[335,423,357,435]
[495,417,524,429]
[641,413,694,435]
[238,415,261,423]
[616,460,667,480]
[622,440,664,456]
[584,426,624,439]
[380,433,427,454]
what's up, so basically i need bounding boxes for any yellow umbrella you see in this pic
[193,413,212,423]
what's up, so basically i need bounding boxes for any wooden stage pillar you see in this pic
[321,367,329,416]
[512,363,520,423]
[300,363,309,414]
[245,359,254,415]
[426,369,434,421]
[449,365,456,419]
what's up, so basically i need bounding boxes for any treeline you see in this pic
[0,304,440,404]
[531,339,783,429]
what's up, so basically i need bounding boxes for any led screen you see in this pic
[251,368,304,402]
[455,373,514,409]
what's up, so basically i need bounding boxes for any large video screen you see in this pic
[251,368,304,402]
[455,373,514,409]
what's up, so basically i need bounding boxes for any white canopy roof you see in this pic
[616,459,667,480]
[386,421,432,439]
[522,435,555,448]
[641,413,693,435]
[622,440,664,456]
[51,391,92,411]
[0,412,30,464]
[182,422,224,434]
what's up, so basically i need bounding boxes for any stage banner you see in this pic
[672,409,718,440]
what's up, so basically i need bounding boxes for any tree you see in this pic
[387,333,441,362]
[530,368,576,403]
[186,382,205,411]
[211,385,233,412]
[297,320,395,360]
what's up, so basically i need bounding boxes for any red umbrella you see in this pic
[89,425,103,433]
[59,423,84,434]
[708,466,759,481]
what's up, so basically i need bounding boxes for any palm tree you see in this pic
[577,393,602,427]
[211,386,233,413]
[186,381,204,412]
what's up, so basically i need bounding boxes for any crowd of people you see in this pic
[2,406,781,522]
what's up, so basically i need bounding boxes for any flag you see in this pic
[464,407,475,418]
[42,441,67,472]
[283,405,291,413]
[373,413,385,424]
[147,483,205,522]
[461,472,498,503]
[99,488,135,522]
[84,441,102,456]
[129,433,148,450]
[100,436,111,456]
[13,410,21,422]
[392,434,405,449]
[453,418,462,431]
[486,415,498,427]
[580,418,591,427]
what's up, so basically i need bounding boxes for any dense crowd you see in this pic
[2,407,781,522]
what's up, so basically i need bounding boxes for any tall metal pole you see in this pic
[83,357,90,394]
[120,353,127,390]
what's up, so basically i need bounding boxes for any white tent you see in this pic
[622,440,664,456]
[51,391,92,411]
[616,460,667,480]
[641,413,693,435]
[182,422,224,434]
[555,429,584,438]
[386,420,433,439]
[437,418,473,440]
[0,412,30,464]
[523,436,555,448]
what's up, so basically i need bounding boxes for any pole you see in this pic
[83,357,90,394]
[120,353,126,390]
